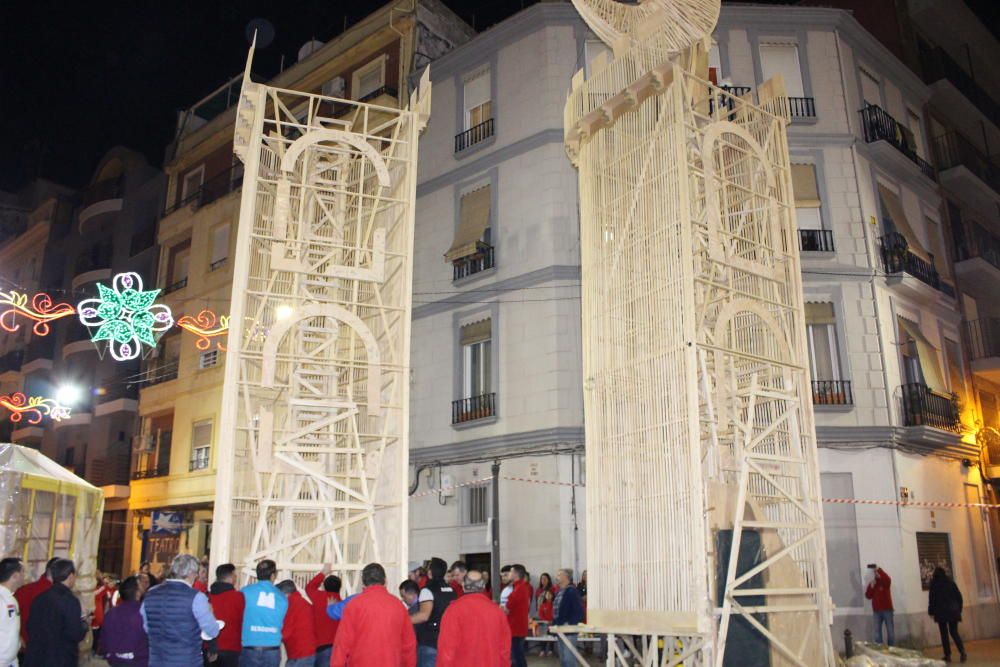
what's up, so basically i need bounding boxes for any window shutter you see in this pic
[211,224,230,265]
[445,186,491,262]
[464,70,491,112]
[759,43,804,97]
[791,164,821,208]
[898,318,946,392]
[460,319,491,346]
[192,420,213,448]
[804,302,836,325]
[878,185,931,263]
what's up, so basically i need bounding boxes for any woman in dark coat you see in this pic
[928,567,966,662]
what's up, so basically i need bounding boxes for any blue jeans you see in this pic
[286,656,315,667]
[239,647,281,667]
[418,645,437,667]
[558,634,579,667]
[873,610,895,646]
[315,646,332,667]
[511,637,527,667]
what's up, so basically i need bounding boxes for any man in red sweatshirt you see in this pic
[276,580,316,667]
[864,565,894,646]
[14,557,57,650]
[331,563,416,667]
[447,561,467,600]
[208,563,245,667]
[505,564,531,667]
[437,570,510,667]
[304,566,341,665]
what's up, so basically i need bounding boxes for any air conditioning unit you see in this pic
[133,434,155,452]
[439,473,455,497]
[322,76,345,98]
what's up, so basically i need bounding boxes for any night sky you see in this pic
[1,0,997,191]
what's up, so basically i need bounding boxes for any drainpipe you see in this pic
[491,459,501,603]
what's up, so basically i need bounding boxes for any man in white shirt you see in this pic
[498,565,513,609]
[0,558,25,667]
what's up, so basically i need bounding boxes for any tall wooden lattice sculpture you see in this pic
[211,46,430,591]
[564,1,835,665]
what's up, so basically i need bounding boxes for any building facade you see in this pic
[126,0,472,576]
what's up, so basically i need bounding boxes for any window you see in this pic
[821,473,863,608]
[708,41,722,85]
[906,109,926,158]
[190,420,212,471]
[805,303,841,381]
[924,216,949,277]
[584,40,612,80]
[759,42,804,97]
[878,185,931,263]
[180,165,205,203]
[461,319,492,398]
[199,350,219,369]
[898,318,946,390]
[463,69,492,130]
[466,483,489,525]
[943,337,964,398]
[167,240,191,290]
[210,223,230,270]
[352,56,386,100]
[859,67,881,107]
[791,164,822,230]
[445,185,491,264]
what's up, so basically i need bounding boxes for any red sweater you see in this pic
[208,583,245,652]
[331,585,416,667]
[535,585,558,622]
[505,580,531,638]
[437,592,511,667]
[865,569,894,612]
[449,580,464,599]
[14,577,51,643]
[282,591,317,659]
[305,573,340,649]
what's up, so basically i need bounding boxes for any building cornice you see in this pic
[410,426,584,465]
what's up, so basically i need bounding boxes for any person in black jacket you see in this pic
[23,559,90,667]
[928,567,966,663]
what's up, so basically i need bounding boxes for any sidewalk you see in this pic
[922,639,1000,665]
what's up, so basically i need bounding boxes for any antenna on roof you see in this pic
[245,18,275,48]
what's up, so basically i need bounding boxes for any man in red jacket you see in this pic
[447,561,466,600]
[865,565,895,646]
[305,566,341,666]
[505,564,531,667]
[276,580,316,666]
[14,557,57,650]
[331,563,416,667]
[208,563,245,667]
[437,570,510,667]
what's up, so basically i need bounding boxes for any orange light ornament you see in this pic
[176,310,229,351]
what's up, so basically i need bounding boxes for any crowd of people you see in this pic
[0,553,588,667]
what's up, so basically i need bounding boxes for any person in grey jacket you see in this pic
[928,567,966,663]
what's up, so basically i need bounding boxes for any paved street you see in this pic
[922,639,1000,665]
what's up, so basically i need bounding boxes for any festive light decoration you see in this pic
[176,310,229,351]
[0,392,72,424]
[77,272,174,361]
[0,290,76,336]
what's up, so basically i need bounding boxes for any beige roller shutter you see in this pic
[460,319,491,345]
[791,164,821,208]
[878,185,930,262]
[445,186,491,262]
[898,318,946,392]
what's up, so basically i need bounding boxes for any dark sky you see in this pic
[1,1,997,191]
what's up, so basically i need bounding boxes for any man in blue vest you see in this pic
[140,554,220,667]
[240,559,288,667]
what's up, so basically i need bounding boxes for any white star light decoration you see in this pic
[77,272,174,361]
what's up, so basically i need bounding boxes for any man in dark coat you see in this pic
[98,576,149,666]
[23,559,89,667]
[928,567,966,663]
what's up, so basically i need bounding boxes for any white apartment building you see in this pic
[407,0,1000,648]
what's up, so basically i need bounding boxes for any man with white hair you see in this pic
[140,554,220,667]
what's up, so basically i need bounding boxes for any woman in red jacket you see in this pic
[534,573,558,657]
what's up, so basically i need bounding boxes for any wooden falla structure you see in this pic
[559,0,836,665]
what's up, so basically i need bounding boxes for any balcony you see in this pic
[964,318,1000,382]
[453,245,495,281]
[708,85,752,116]
[918,42,1000,129]
[163,163,244,217]
[788,96,816,119]
[358,85,398,105]
[0,350,24,380]
[455,118,494,153]
[78,176,124,231]
[900,383,960,433]
[163,277,188,295]
[210,257,228,272]
[879,232,954,298]
[95,373,140,416]
[452,393,496,425]
[812,380,853,406]
[141,361,179,388]
[859,105,936,181]
[932,132,1000,205]
[953,220,1000,284]
[131,462,170,480]
[72,245,113,289]
[798,229,834,253]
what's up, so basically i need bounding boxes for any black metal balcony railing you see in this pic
[130,225,157,257]
[453,245,495,281]
[210,257,228,272]
[859,104,936,181]
[932,132,1000,195]
[879,232,950,294]
[788,96,816,118]
[80,176,124,208]
[812,380,853,406]
[900,383,961,432]
[0,350,24,374]
[141,361,179,388]
[164,277,188,294]
[163,163,244,217]
[964,318,1000,361]
[799,229,834,253]
[455,118,494,153]
[953,219,1000,271]
[708,85,752,116]
[131,463,170,480]
[452,393,496,424]
[918,42,1000,128]
[358,85,398,104]
[97,373,140,403]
